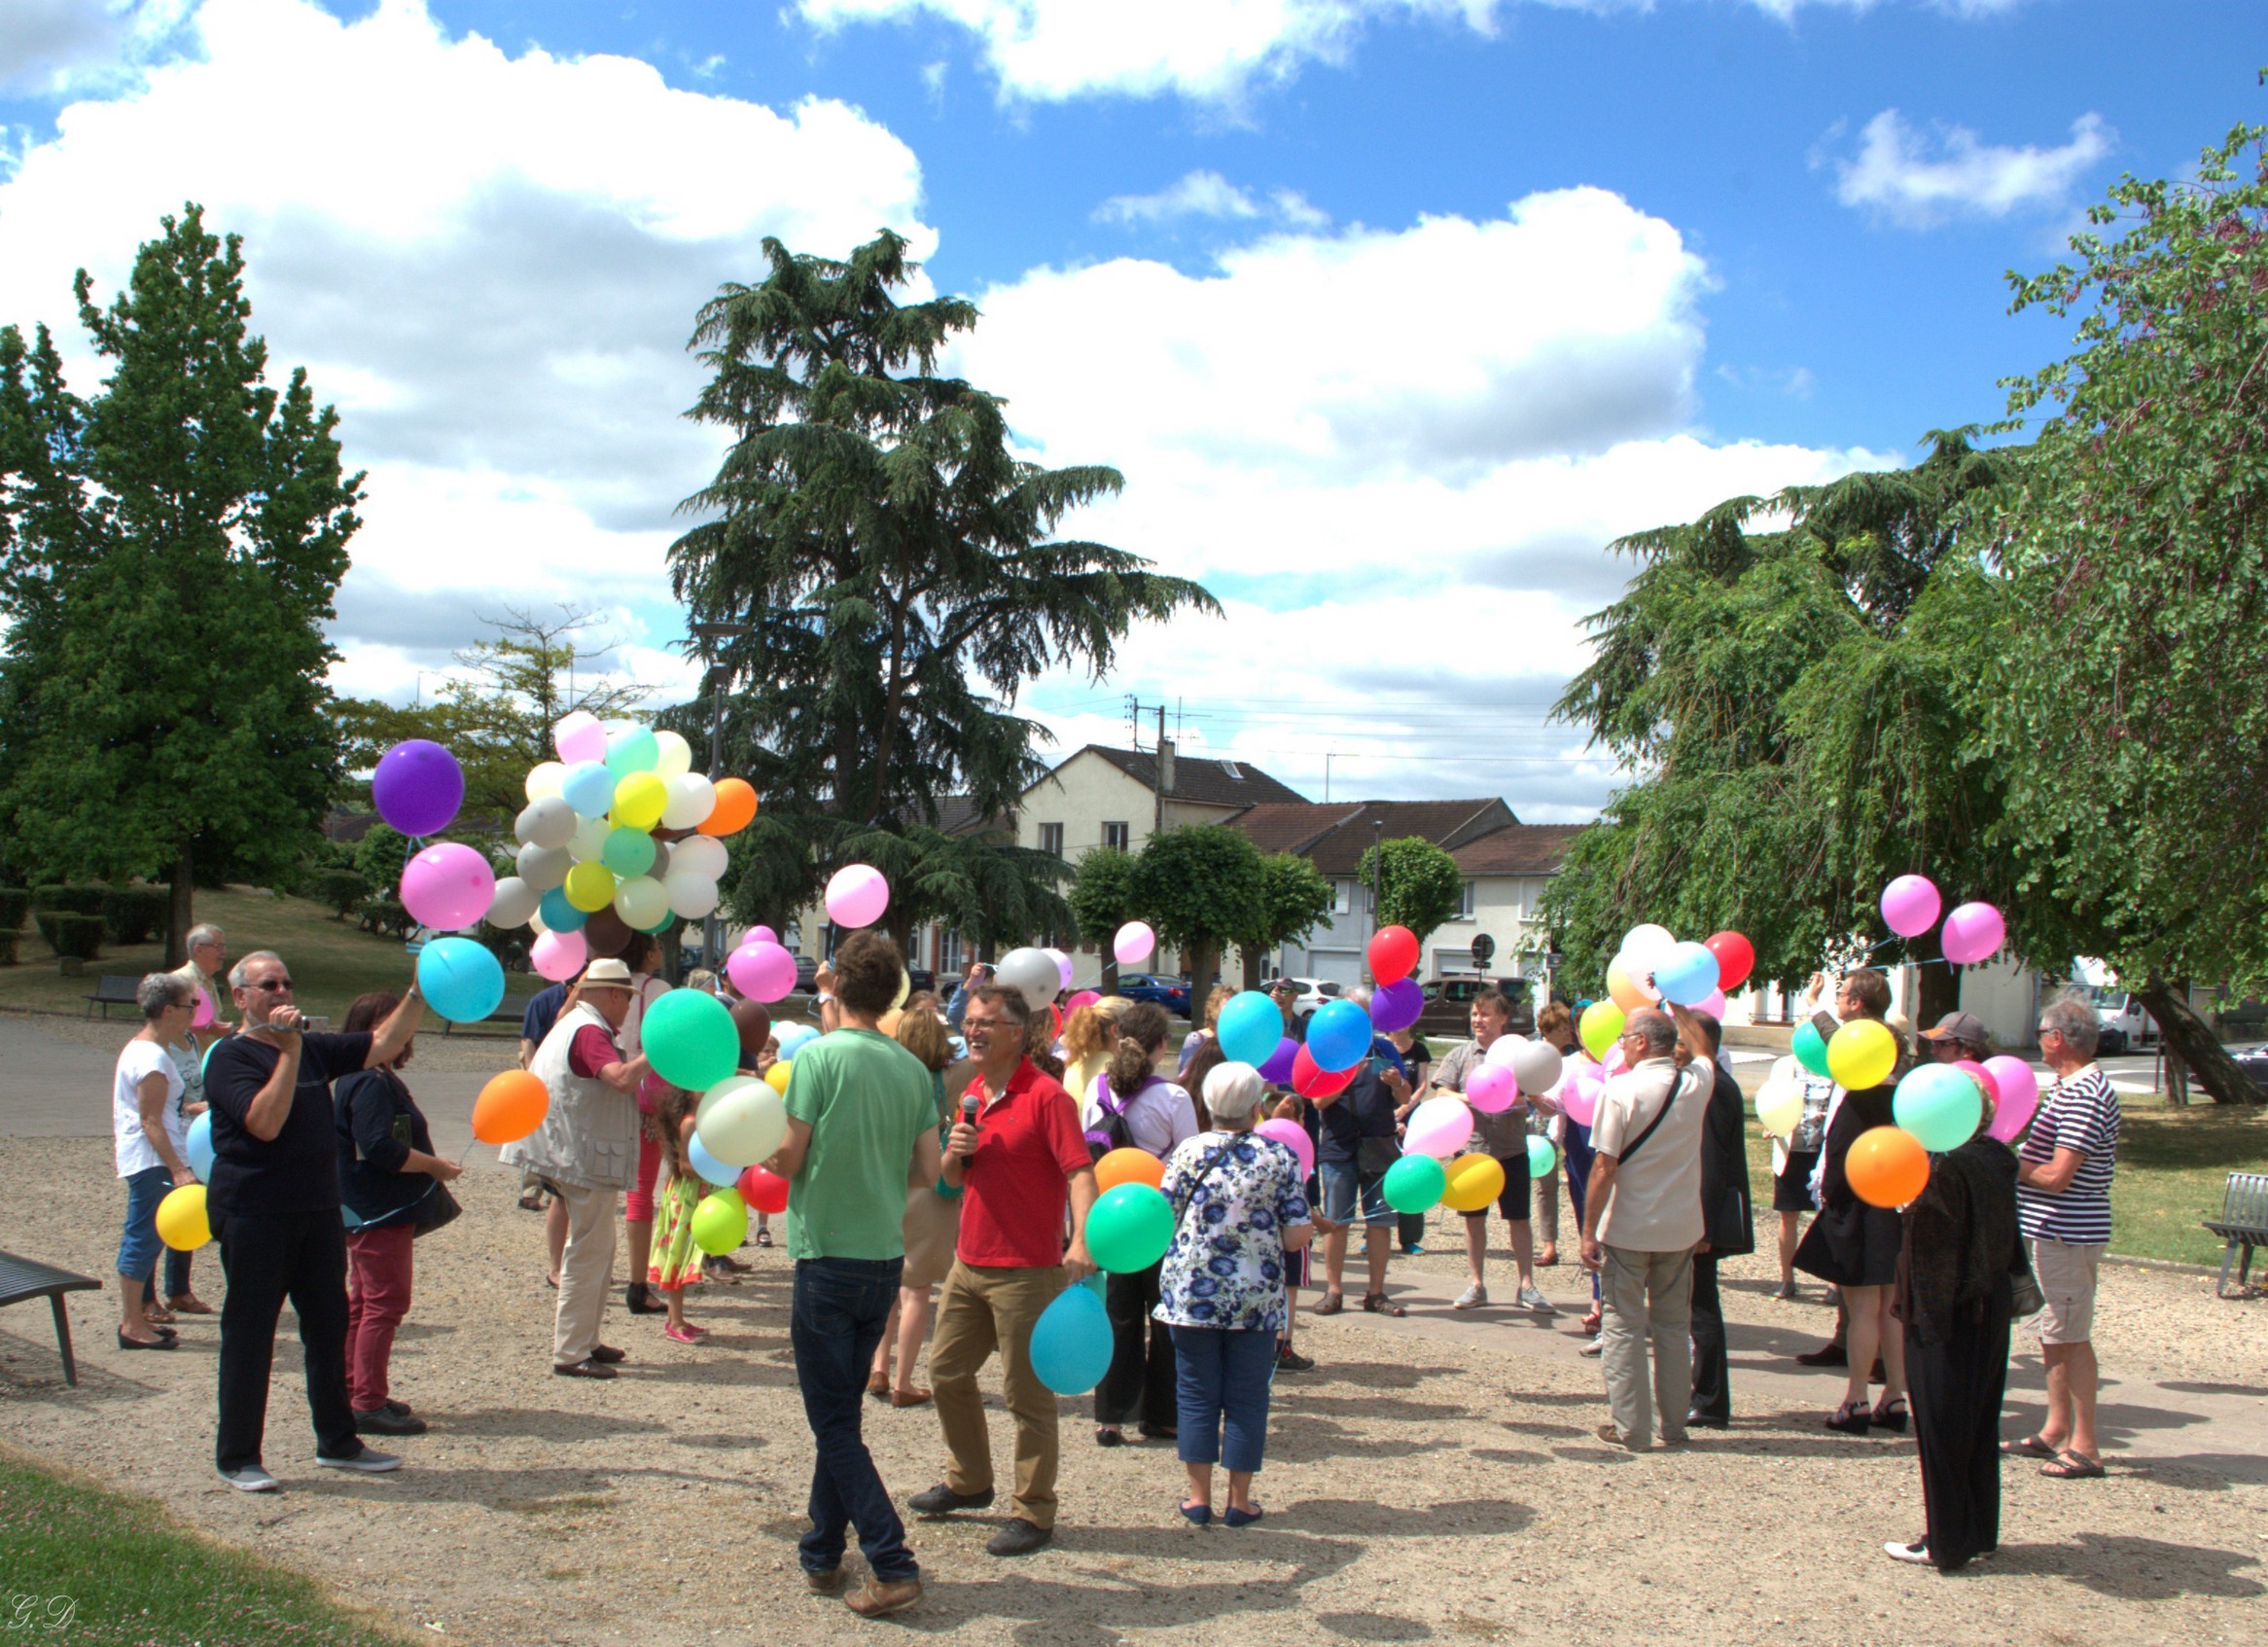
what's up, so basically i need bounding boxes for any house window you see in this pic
[1458,880,1476,919]
[1103,821,1130,850]
[1331,879,1353,915]
[1039,823,1064,857]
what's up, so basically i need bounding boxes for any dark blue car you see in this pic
[1116,972,1192,1018]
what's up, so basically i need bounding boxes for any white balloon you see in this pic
[514,796,576,849]
[662,772,716,830]
[515,841,570,892]
[524,761,566,803]
[652,730,694,780]
[696,1079,787,1166]
[671,835,728,882]
[995,946,1062,1012]
[566,814,612,862]
[1510,1039,1564,1097]
[1484,1031,1526,1070]
[614,876,669,929]
[1620,923,1676,974]
[665,873,720,920]
[527,909,549,937]
[487,876,541,928]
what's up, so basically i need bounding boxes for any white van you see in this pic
[2068,983,2154,1055]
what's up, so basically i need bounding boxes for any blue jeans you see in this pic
[118,1165,170,1283]
[791,1257,917,1583]
[1317,1160,1392,1228]
[1173,1325,1277,1474]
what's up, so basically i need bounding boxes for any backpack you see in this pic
[1084,1072,1148,1162]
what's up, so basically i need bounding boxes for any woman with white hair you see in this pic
[1153,1061,1314,1527]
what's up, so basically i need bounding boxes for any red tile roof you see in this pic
[1451,825,1587,876]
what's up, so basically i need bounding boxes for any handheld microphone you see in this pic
[961,1092,980,1128]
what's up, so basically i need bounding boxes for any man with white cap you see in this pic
[505,960,653,1378]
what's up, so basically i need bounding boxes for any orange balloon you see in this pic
[1094,1146,1165,1193]
[1847,1125,1930,1209]
[471,1069,549,1145]
[1606,958,1651,1015]
[699,777,758,838]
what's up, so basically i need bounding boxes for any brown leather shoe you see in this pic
[891,1386,933,1408]
[804,1566,846,1594]
[845,1575,921,1618]
[588,1343,627,1365]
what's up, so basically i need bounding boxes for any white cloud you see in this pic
[0,0,932,703]
[1830,108,2113,228]
[1095,168,1328,228]
[0,0,194,94]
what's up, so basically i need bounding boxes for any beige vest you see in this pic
[502,1002,638,1191]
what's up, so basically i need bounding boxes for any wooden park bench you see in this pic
[82,974,142,1020]
[440,1004,527,1037]
[0,1250,98,1386]
[2204,1171,2268,1299]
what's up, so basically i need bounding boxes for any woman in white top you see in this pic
[114,973,200,1349]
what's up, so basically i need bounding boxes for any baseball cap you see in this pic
[1919,1011,1989,1044]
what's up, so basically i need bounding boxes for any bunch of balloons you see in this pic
[1879,874,2006,966]
[1601,921,1753,1018]
[1364,925,1425,1034]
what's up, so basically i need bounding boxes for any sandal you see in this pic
[2001,1434,2059,1459]
[1314,1292,1345,1316]
[2040,1449,2105,1480]
[1361,1293,1406,1317]
[1870,1397,1909,1434]
[145,1304,177,1326]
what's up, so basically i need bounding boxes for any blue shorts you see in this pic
[118,1164,171,1282]
[1317,1160,1393,1229]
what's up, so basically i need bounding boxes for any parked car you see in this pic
[1416,975,1537,1038]
[1271,977,1346,1021]
[2228,1044,2268,1096]
[1115,972,1192,1017]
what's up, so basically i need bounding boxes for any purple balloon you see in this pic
[1258,1036,1298,1085]
[372,739,464,838]
[1369,978,1424,1033]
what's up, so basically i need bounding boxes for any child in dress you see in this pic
[647,1083,706,1344]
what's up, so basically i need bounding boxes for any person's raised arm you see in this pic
[596,1052,653,1096]
[1664,999,1713,1066]
[139,1071,195,1185]
[364,982,426,1069]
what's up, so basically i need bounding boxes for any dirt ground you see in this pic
[3,1133,2263,1647]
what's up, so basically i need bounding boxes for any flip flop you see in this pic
[2000,1434,2059,1459]
[2040,1450,2105,1480]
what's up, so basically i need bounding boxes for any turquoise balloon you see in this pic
[561,760,616,818]
[688,1135,738,1189]
[1382,1153,1446,1213]
[1217,990,1282,1066]
[605,727,660,779]
[600,827,656,878]
[1791,1020,1830,1079]
[1086,1183,1174,1273]
[186,1111,214,1183]
[416,936,505,1024]
[1029,1281,1114,1395]
[1526,1133,1558,1179]
[642,987,738,1092]
[538,887,586,932]
[1894,1062,1985,1153]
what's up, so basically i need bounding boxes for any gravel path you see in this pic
[3,1133,2264,1646]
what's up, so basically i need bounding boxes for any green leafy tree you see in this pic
[667,231,1218,926]
[829,821,1069,962]
[1358,837,1467,964]
[0,206,361,963]
[1069,844,1139,992]
[1976,120,2268,1101]
[1130,825,1265,1001]
[1238,852,1334,988]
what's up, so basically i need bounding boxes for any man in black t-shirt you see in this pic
[204,949,424,1491]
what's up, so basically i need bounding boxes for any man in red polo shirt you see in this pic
[908,982,1098,1557]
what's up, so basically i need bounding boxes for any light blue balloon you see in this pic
[688,1134,738,1189]
[416,936,506,1024]
[187,1111,214,1183]
[561,760,617,818]
[605,727,660,780]
[1217,990,1282,1066]
[1894,1062,1985,1153]
[1654,940,1721,1007]
[538,887,586,932]
[774,1022,820,1060]
[1029,1281,1114,1395]
[1305,997,1374,1074]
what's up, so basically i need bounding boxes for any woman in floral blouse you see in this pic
[1155,1061,1314,1527]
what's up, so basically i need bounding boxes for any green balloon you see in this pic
[1526,1134,1558,1179]
[605,726,661,779]
[1792,1020,1831,1079]
[1382,1153,1446,1214]
[1086,1183,1175,1273]
[691,1189,747,1255]
[600,826,656,878]
[642,988,738,1092]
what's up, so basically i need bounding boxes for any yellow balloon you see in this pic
[764,1060,792,1095]
[1579,1000,1625,1061]
[1441,1153,1507,1214]
[1606,958,1650,1014]
[1754,1080,1804,1138]
[563,860,618,913]
[156,1183,210,1251]
[1826,1019,1898,1091]
[612,770,667,832]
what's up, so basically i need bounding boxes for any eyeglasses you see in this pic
[245,977,294,992]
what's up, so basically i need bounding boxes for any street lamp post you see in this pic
[690,620,753,970]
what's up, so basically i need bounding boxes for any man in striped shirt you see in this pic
[2012,995,2120,1481]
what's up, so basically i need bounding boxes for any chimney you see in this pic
[1158,737,1176,796]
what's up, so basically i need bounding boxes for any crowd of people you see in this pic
[107,922,2123,1612]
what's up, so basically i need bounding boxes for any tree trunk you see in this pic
[165,845,195,969]
[2136,977,2261,1105]
[1908,925,1962,1030]
[1187,940,1217,1009]
[1099,953,1118,996]
[1241,945,1261,990]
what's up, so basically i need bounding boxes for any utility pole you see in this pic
[1153,704,1167,835]
[1369,814,1384,952]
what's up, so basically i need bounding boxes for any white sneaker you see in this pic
[1884,1540,1931,1565]
[1517,1284,1555,1313]
[1452,1284,1488,1309]
[318,1447,402,1474]
[217,1464,279,1492]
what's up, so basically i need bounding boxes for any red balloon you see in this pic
[1367,925,1419,985]
[1291,1044,1357,1099]
[736,1164,789,1216]
[1704,930,1755,993]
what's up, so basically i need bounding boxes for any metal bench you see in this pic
[82,974,142,1019]
[0,1250,98,1386]
[2204,1171,2268,1299]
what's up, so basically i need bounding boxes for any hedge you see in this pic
[36,912,105,961]
[0,931,17,966]
[0,887,28,932]
[101,887,169,947]
[30,884,106,917]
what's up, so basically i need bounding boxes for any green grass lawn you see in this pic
[1741,1096,2268,1269]
[0,887,541,1028]
[0,1444,411,1645]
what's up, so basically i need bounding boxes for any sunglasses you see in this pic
[245,977,294,992]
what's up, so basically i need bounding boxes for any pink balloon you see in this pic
[728,940,797,1003]
[1880,874,1942,939]
[1693,987,1727,1019]
[1941,902,2006,966]
[1051,949,1076,991]
[1602,1043,1627,1075]
[1255,1117,1314,1177]
[1405,1096,1474,1159]
[532,928,587,982]
[191,985,215,1029]
[1114,921,1155,966]
[400,842,496,931]
[1983,1055,2040,1142]
[749,925,777,945]
[1067,989,1100,1011]
[1559,1072,1601,1128]
[825,864,889,929]
[1466,1062,1521,1114]
[554,709,606,766]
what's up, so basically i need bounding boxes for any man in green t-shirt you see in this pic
[766,931,940,1619]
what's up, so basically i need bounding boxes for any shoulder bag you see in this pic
[1611,1066,1692,1167]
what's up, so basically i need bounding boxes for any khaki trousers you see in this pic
[929,1259,1066,1528]
[1600,1243,1693,1449]
[552,1181,618,1368]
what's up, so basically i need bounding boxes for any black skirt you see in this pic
[1773,1150,1821,1213]
[1792,1197,1901,1287]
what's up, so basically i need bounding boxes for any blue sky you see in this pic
[1,1,2258,818]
